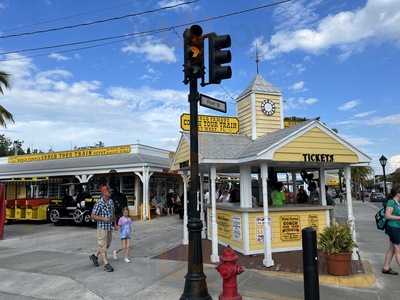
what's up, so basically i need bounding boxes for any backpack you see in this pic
[375,207,387,231]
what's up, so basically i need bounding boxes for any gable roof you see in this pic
[237,74,281,100]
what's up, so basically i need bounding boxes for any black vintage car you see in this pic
[48,183,98,226]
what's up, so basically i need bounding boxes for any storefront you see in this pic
[0,144,179,221]
[171,74,371,266]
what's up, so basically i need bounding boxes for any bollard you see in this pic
[302,227,319,300]
[0,184,5,240]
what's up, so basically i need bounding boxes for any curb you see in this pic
[246,260,376,289]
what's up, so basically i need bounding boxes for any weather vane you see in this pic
[255,42,260,74]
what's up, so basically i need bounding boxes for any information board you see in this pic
[308,214,319,230]
[180,113,239,134]
[256,216,264,243]
[217,212,232,240]
[232,215,242,241]
[280,215,301,241]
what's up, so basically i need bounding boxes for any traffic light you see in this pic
[208,33,232,84]
[183,25,204,83]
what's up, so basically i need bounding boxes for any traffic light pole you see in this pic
[180,76,212,300]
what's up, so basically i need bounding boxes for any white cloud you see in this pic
[289,81,305,91]
[284,97,318,109]
[273,0,322,31]
[388,154,400,173]
[254,0,400,60]
[48,53,70,61]
[121,38,176,63]
[354,110,376,118]
[340,134,373,147]
[369,113,400,126]
[0,53,186,151]
[338,100,360,111]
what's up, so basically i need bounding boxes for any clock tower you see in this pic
[236,74,283,140]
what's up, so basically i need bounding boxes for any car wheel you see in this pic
[49,209,60,225]
[72,209,84,225]
[83,212,92,226]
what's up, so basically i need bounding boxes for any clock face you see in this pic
[261,99,276,116]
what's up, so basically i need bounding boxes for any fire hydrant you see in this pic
[216,246,244,300]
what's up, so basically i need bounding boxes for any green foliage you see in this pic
[0,134,27,157]
[318,223,356,255]
[0,70,14,127]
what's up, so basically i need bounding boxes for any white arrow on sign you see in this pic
[199,93,227,113]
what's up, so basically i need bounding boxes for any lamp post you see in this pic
[379,155,388,197]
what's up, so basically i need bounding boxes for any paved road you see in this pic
[0,203,397,300]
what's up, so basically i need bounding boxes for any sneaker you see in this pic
[89,254,99,267]
[382,268,398,275]
[104,263,114,272]
[124,257,131,263]
[112,250,118,260]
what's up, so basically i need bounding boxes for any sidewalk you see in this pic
[0,204,395,300]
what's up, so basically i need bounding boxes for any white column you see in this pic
[134,174,140,216]
[181,173,189,245]
[210,166,219,263]
[292,172,297,198]
[200,173,206,239]
[261,163,274,267]
[135,168,153,221]
[320,167,327,206]
[240,165,252,208]
[345,166,358,259]
[320,166,330,226]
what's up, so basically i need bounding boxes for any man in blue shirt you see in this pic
[89,185,115,272]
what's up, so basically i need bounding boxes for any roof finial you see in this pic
[255,42,260,74]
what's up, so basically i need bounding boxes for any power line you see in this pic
[0,0,199,39]
[1,0,140,33]
[0,0,293,58]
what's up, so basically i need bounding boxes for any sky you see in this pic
[0,0,399,174]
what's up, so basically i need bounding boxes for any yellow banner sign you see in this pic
[280,215,301,241]
[180,113,239,134]
[8,145,131,164]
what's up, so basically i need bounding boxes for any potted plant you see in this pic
[318,222,356,276]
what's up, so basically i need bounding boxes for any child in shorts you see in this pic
[113,207,133,263]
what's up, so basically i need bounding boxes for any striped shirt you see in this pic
[92,197,114,231]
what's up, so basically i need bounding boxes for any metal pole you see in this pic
[180,77,211,300]
[383,166,387,197]
[302,227,319,300]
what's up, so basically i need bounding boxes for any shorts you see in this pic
[121,236,131,241]
[97,229,112,254]
[386,225,400,245]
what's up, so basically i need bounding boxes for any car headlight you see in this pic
[80,201,85,207]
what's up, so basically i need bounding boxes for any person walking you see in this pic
[89,185,115,272]
[383,187,400,275]
[113,207,133,263]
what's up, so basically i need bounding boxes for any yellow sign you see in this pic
[180,113,239,134]
[308,215,319,230]
[8,145,131,164]
[280,215,301,241]
[217,212,232,240]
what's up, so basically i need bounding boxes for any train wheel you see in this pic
[49,209,60,225]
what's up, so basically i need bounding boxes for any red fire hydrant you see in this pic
[216,246,244,300]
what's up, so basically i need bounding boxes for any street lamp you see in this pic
[379,155,388,197]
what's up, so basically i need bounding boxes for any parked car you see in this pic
[370,192,386,202]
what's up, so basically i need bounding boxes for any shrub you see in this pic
[318,222,356,255]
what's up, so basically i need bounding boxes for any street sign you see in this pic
[180,113,239,134]
[199,93,227,113]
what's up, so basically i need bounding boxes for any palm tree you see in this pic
[0,71,14,127]
[351,166,372,199]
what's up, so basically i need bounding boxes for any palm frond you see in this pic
[0,71,10,95]
[0,105,14,127]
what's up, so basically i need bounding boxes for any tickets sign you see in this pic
[180,113,239,134]
[8,145,131,164]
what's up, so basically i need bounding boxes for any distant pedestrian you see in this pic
[383,187,400,275]
[89,185,115,272]
[113,207,133,263]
